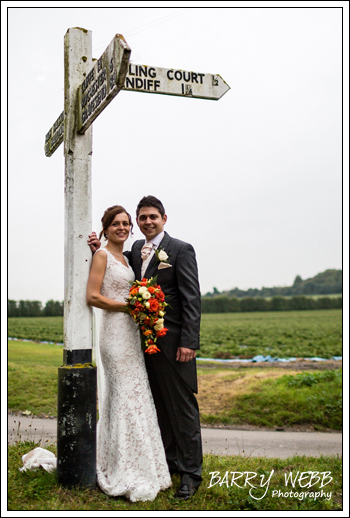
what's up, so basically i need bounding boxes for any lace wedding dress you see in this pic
[95,249,171,501]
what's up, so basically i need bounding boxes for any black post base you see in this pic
[57,364,97,488]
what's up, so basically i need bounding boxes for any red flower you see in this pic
[145,344,161,355]
[156,327,168,338]
[149,299,159,313]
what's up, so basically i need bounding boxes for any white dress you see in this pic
[95,249,171,501]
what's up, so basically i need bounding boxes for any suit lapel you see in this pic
[145,232,171,280]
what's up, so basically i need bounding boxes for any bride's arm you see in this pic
[86,252,128,312]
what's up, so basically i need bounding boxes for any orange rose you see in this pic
[148,286,156,294]
[149,299,159,312]
[130,288,139,296]
[145,344,161,354]
[143,330,153,337]
[156,327,168,338]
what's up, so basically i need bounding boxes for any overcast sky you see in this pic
[4,2,348,304]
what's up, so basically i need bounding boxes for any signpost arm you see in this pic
[57,27,96,489]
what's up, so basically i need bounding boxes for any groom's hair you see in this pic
[136,196,165,218]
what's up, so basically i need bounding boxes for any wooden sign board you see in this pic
[77,34,131,134]
[123,63,230,100]
[44,52,230,155]
[45,111,64,157]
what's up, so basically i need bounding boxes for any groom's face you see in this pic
[137,206,167,240]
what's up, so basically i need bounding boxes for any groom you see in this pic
[89,195,202,499]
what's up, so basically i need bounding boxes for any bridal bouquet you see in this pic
[127,277,169,354]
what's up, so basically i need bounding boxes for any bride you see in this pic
[86,205,171,501]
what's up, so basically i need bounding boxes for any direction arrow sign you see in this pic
[45,59,230,155]
[123,64,230,100]
[77,34,131,134]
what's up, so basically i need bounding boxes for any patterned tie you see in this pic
[141,242,154,261]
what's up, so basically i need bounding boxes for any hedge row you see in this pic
[8,299,64,317]
[201,295,342,313]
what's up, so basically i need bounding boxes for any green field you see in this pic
[199,310,342,359]
[8,339,342,429]
[7,310,343,511]
[8,317,64,344]
[8,309,342,359]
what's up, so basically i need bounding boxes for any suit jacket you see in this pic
[127,232,201,393]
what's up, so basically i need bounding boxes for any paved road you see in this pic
[8,414,342,458]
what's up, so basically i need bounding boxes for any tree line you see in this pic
[204,269,342,299]
[8,299,64,317]
[201,295,342,313]
[8,295,342,317]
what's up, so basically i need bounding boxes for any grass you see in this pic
[8,310,342,359]
[8,341,62,416]
[197,368,342,430]
[8,340,342,430]
[7,329,343,511]
[8,442,342,511]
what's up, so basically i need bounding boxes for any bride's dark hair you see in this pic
[99,205,134,241]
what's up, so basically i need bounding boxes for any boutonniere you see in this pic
[155,247,172,269]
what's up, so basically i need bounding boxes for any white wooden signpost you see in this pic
[45,64,230,156]
[47,27,229,489]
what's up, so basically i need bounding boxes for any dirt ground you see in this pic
[197,360,342,433]
[197,360,342,371]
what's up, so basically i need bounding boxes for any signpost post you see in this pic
[55,28,130,489]
[46,27,229,489]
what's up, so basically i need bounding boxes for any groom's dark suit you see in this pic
[129,231,203,487]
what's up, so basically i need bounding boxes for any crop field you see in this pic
[8,317,64,344]
[198,310,342,359]
[8,309,342,359]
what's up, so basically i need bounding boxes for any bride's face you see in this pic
[105,212,130,244]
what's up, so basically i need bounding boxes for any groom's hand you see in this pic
[176,347,196,362]
[87,232,101,254]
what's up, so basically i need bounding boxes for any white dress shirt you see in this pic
[141,231,164,278]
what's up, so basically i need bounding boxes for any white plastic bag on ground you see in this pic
[19,447,57,473]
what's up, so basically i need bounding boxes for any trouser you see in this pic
[145,352,203,487]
